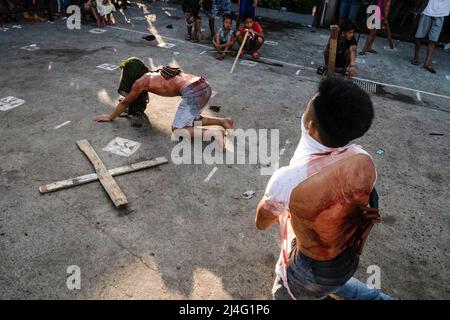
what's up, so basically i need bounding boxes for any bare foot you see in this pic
[222,117,234,130]
[411,58,419,65]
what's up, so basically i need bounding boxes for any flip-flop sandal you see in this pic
[424,65,436,74]
[368,49,378,54]
[411,59,419,66]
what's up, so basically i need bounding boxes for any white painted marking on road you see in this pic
[162,7,177,11]
[356,58,366,64]
[12,25,22,29]
[200,50,207,55]
[295,69,301,75]
[0,96,26,111]
[204,166,218,182]
[96,63,119,71]
[157,42,176,49]
[103,137,141,157]
[416,92,422,102]
[446,75,450,80]
[211,90,217,98]
[265,40,279,46]
[54,121,71,130]
[21,44,40,51]
[132,16,146,20]
[240,60,257,67]
[89,28,107,34]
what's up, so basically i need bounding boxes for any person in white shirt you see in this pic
[411,0,450,73]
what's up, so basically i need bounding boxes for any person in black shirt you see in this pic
[324,21,358,77]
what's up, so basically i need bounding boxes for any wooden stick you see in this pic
[230,30,249,74]
[327,26,339,77]
[39,157,168,193]
[76,139,128,207]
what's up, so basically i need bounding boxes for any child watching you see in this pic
[183,0,202,42]
[235,13,264,59]
[212,13,234,60]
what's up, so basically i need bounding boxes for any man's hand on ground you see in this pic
[94,114,112,122]
[330,25,340,33]
[346,65,356,77]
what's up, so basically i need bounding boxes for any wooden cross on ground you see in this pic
[39,139,168,208]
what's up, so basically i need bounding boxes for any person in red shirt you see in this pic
[235,12,265,59]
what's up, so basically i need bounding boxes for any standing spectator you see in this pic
[212,0,231,17]
[339,0,362,24]
[411,0,450,73]
[200,0,215,39]
[236,0,257,30]
[183,0,201,41]
[360,0,391,55]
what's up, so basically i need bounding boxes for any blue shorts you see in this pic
[239,0,255,17]
[172,78,212,129]
[339,0,360,22]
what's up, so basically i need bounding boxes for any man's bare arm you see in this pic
[255,199,278,230]
[346,45,357,77]
[94,79,146,122]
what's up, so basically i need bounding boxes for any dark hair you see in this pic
[223,13,232,22]
[339,20,356,33]
[312,78,374,148]
[243,12,254,21]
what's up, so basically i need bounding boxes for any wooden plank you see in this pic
[230,30,249,74]
[327,26,339,77]
[39,157,168,193]
[76,139,128,207]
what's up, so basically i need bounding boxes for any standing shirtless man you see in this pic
[94,57,233,144]
[256,78,395,300]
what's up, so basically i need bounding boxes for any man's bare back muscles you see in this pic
[139,72,200,97]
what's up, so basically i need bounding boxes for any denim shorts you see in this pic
[172,78,212,129]
[415,14,444,42]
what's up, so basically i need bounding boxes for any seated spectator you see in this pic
[79,0,101,27]
[235,12,265,59]
[324,21,358,77]
[212,13,234,60]
[96,0,115,26]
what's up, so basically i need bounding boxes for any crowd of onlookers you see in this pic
[0,0,129,27]
[2,0,449,74]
